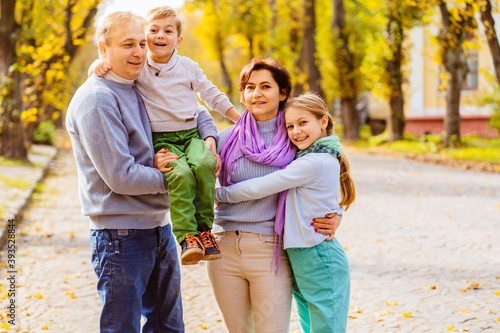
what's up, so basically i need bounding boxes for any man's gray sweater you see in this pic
[66,75,217,229]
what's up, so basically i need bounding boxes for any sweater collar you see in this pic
[102,71,135,85]
[147,48,178,73]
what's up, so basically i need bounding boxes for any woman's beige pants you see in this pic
[207,231,293,333]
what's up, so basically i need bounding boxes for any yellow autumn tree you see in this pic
[0,0,102,159]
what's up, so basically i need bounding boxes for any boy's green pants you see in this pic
[152,128,217,244]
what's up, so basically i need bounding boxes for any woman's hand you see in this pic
[312,213,341,241]
[214,188,221,207]
[204,137,221,176]
[153,148,180,173]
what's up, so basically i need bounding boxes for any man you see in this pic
[66,11,217,332]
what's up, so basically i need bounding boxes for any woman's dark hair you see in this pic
[238,57,292,110]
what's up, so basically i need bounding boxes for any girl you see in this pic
[216,92,355,332]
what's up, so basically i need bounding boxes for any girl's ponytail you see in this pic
[338,151,355,210]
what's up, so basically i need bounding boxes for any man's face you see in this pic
[99,20,147,80]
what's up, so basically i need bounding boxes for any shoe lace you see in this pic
[199,232,220,250]
[185,234,202,249]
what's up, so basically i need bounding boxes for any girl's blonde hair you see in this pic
[146,6,186,36]
[284,92,356,210]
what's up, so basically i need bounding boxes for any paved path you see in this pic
[1,148,499,332]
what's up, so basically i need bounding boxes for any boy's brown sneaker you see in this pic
[199,231,222,260]
[180,234,204,265]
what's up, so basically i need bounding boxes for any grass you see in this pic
[0,175,31,190]
[0,157,29,167]
[349,126,500,165]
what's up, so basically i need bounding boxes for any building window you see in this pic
[463,50,478,90]
[437,49,478,91]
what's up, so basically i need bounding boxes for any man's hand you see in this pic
[153,148,180,173]
[204,136,221,176]
[312,213,341,241]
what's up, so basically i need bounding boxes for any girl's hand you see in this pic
[312,213,341,241]
[153,148,180,173]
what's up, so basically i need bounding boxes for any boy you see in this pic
[92,6,240,265]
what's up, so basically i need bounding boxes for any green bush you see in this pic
[480,82,500,133]
[33,120,56,145]
[368,130,389,146]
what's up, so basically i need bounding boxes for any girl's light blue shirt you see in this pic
[217,153,343,249]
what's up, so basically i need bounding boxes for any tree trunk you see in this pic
[1,71,28,160]
[438,1,474,147]
[386,8,405,141]
[341,97,359,140]
[215,31,233,99]
[0,0,28,160]
[479,0,500,83]
[444,65,467,146]
[290,7,304,96]
[248,35,254,60]
[302,0,325,98]
[333,0,359,139]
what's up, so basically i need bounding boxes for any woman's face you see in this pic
[242,69,286,121]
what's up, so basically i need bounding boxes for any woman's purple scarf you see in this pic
[219,109,297,273]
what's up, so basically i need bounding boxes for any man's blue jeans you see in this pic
[90,224,184,333]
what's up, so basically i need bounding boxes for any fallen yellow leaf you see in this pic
[348,315,357,319]
[402,312,411,318]
[216,319,222,322]
[470,282,479,287]
[42,326,49,330]
[34,293,44,299]
[429,285,437,290]
[200,324,208,329]
[447,326,455,331]
[460,329,469,332]
[460,288,468,292]
[377,318,385,322]
[0,323,11,329]
[496,291,500,296]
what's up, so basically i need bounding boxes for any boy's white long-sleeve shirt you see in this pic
[216,153,343,249]
[137,49,234,133]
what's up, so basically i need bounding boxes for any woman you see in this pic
[207,57,341,333]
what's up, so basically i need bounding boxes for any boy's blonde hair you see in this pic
[97,11,145,45]
[146,6,186,36]
[284,92,356,210]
